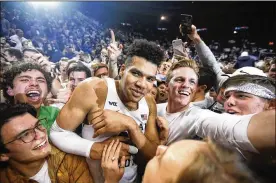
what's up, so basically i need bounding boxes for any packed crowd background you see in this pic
[0,2,275,183]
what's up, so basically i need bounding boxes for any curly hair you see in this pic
[2,62,53,103]
[125,39,164,67]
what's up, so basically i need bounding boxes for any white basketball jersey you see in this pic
[82,78,149,183]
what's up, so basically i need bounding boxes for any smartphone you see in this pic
[180,14,193,35]
[172,39,184,56]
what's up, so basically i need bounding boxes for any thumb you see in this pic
[191,25,197,32]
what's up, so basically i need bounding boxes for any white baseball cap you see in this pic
[228,67,267,77]
[219,67,267,90]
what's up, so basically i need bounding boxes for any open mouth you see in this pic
[33,139,48,150]
[227,110,238,115]
[26,90,41,101]
[178,90,190,96]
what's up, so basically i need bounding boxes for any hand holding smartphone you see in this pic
[180,14,193,35]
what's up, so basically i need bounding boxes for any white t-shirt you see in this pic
[157,103,258,154]
[30,161,51,183]
[191,94,215,109]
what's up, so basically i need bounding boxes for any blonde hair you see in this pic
[175,139,257,183]
[166,59,199,83]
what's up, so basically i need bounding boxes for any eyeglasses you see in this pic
[4,118,47,145]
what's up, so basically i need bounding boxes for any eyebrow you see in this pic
[130,68,156,78]
[16,120,40,137]
[17,76,46,80]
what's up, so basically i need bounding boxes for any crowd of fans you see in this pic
[0,2,275,183]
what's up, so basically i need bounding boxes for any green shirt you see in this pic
[38,106,60,135]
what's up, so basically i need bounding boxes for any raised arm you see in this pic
[193,108,275,153]
[188,25,228,88]
[107,30,121,78]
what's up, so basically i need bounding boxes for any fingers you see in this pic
[101,144,108,166]
[93,127,106,138]
[114,141,122,158]
[90,111,104,126]
[119,155,126,172]
[109,140,120,162]
[120,143,131,156]
[110,29,115,43]
[105,140,116,162]
[93,121,106,131]
[191,25,197,31]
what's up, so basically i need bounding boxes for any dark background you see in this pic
[2,1,276,48]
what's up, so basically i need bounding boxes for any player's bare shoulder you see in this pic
[74,77,108,94]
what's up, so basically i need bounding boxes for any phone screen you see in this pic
[180,14,193,35]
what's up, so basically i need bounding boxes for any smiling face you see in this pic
[224,90,268,115]
[7,70,48,108]
[1,113,51,163]
[120,56,157,104]
[167,67,198,110]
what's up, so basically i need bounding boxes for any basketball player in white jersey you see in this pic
[50,39,166,183]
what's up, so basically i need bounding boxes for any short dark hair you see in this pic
[2,62,53,103]
[67,63,92,78]
[125,39,164,67]
[198,67,217,93]
[0,103,37,154]
[4,48,23,61]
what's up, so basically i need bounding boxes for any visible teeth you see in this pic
[34,140,46,149]
[27,91,40,94]
[179,91,190,95]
